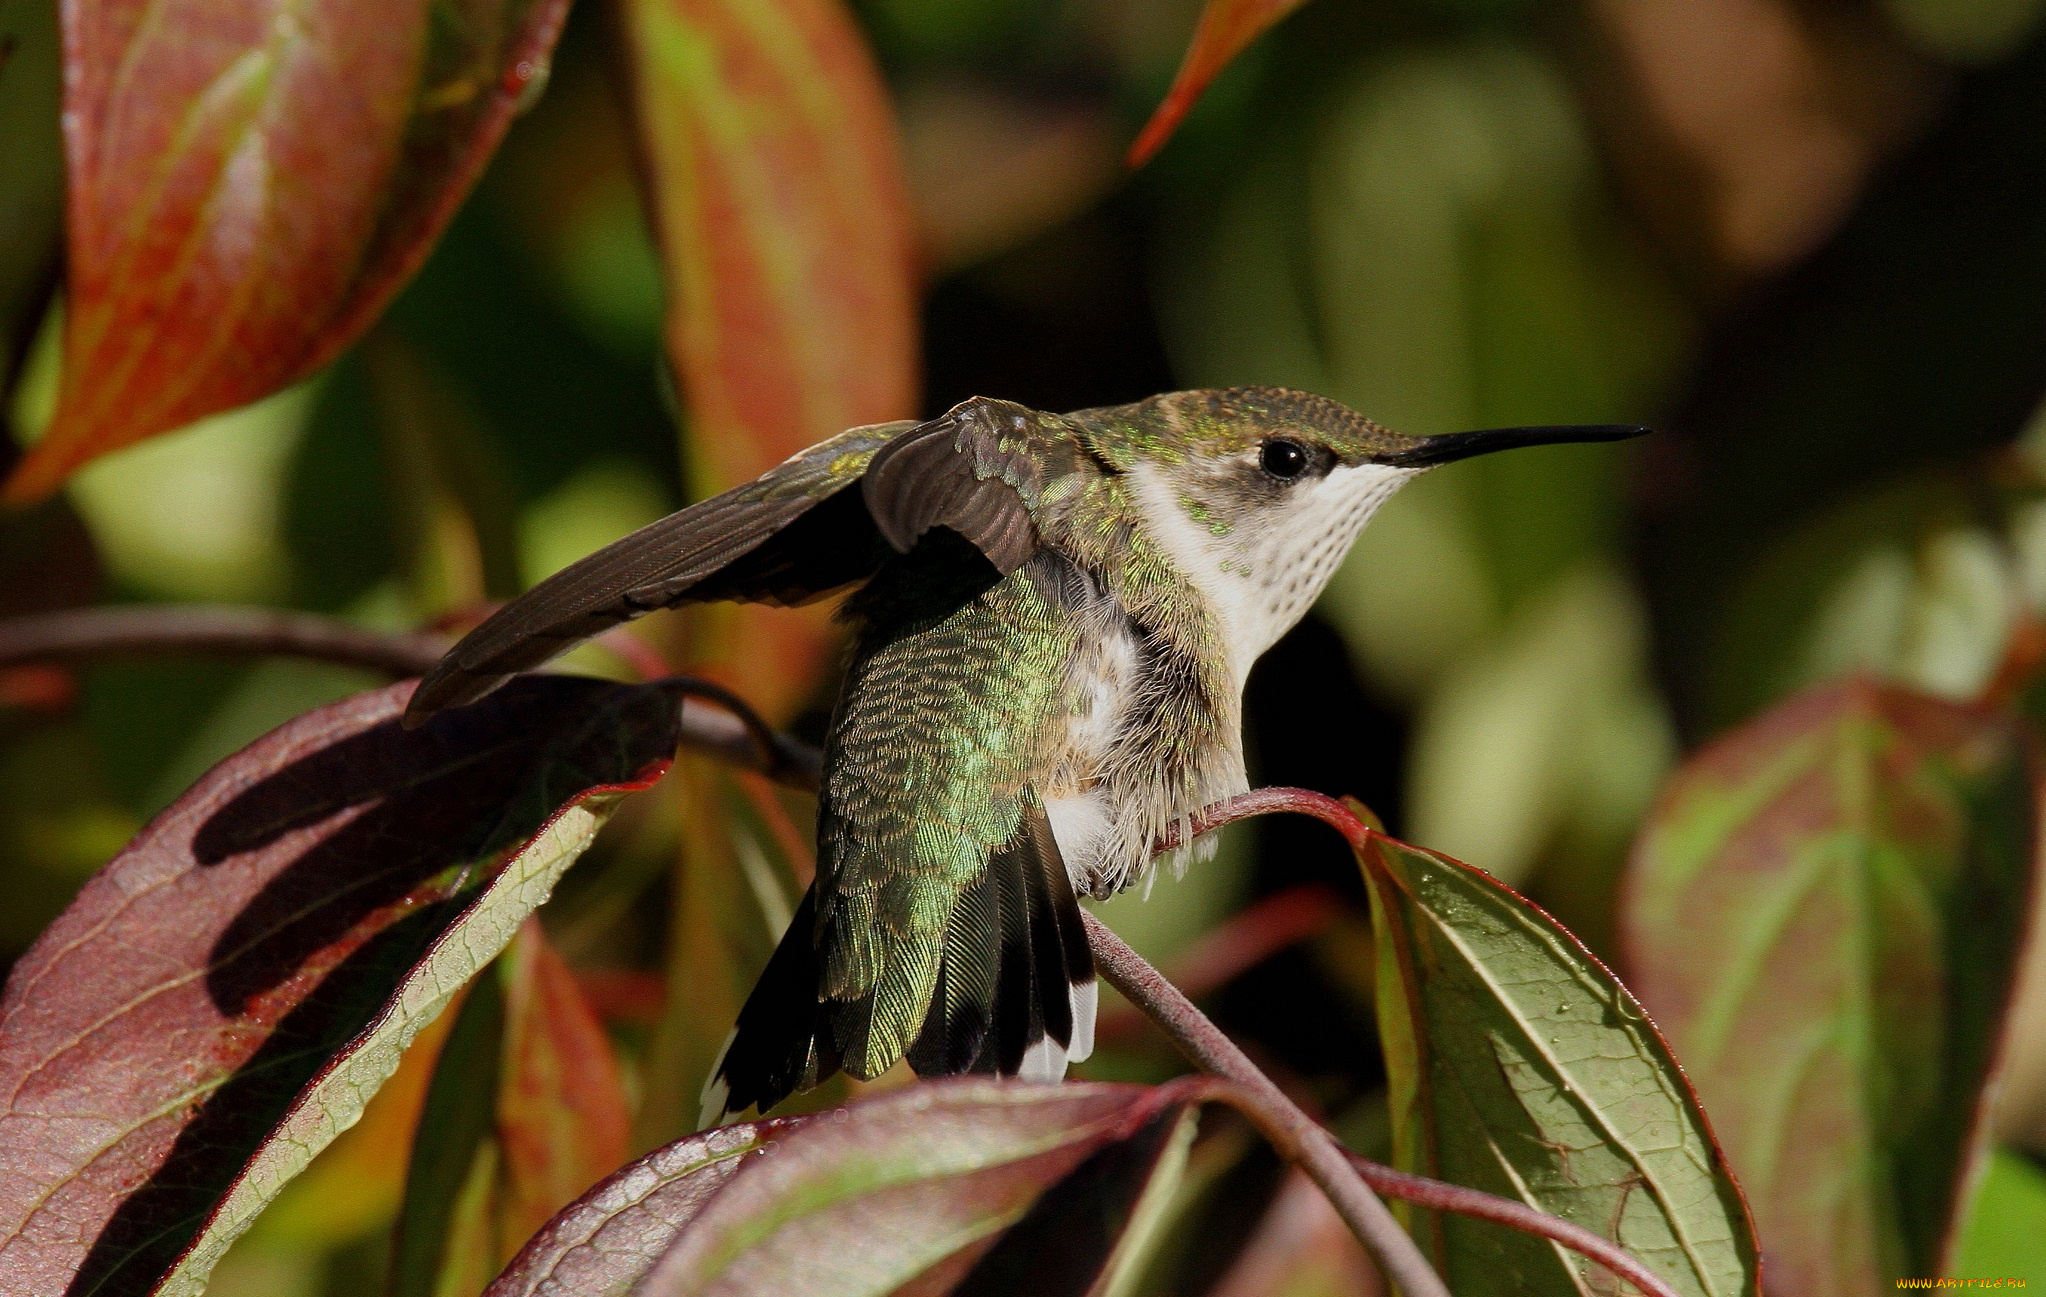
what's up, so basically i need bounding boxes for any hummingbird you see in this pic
[404,387,1645,1123]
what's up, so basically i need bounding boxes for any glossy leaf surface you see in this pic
[0,676,682,1296]
[487,1079,1203,1297]
[1360,830,1759,1297]
[1127,0,1311,167]
[1623,680,2038,1294]
[3,0,572,500]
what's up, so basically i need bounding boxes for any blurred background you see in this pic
[6,0,2046,1290]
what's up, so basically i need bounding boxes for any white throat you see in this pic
[1130,460,1415,685]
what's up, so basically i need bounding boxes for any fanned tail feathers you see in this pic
[703,795,1096,1126]
[699,887,840,1126]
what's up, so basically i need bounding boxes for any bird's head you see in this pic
[1073,387,1647,675]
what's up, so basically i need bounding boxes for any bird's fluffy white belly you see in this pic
[1042,617,1231,899]
[1043,617,1139,893]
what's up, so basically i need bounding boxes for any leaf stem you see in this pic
[1083,910,1452,1297]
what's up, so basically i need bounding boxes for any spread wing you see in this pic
[405,397,1081,724]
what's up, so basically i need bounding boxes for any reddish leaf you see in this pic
[618,0,917,493]
[1126,0,1311,168]
[1623,679,2039,1294]
[487,1079,1205,1297]
[496,920,633,1249]
[616,0,919,713]
[2,0,572,501]
[0,675,683,1296]
[484,1118,802,1297]
[391,917,634,1297]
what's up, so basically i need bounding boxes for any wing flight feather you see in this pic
[407,396,1077,724]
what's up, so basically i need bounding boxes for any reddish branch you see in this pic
[1084,912,1450,1297]
[1347,1154,1683,1297]
[0,604,452,677]
[0,604,820,788]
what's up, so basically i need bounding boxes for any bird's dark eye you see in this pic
[1260,439,1310,481]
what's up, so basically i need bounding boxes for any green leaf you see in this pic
[1955,1147,2046,1278]
[1623,679,2038,1292]
[1359,829,1759,1297]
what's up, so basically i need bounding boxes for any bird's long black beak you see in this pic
[1375,423,1650,468]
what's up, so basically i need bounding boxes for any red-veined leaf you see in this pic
[1622,679,2039,1293]
[1,0,572,501]
[486,1078,1205,1297]
[482,1118,797,1297]
[618,0,916,492]
[0,675,682,1296]
[1126,0,1311,168]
